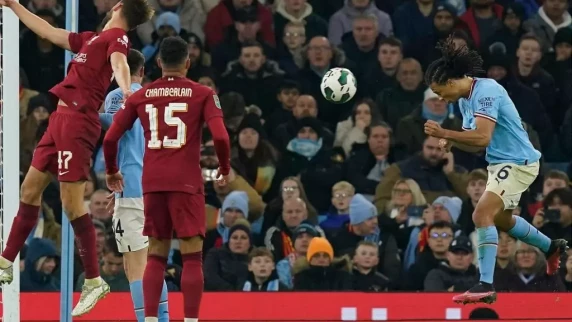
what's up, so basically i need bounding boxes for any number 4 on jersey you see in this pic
[145,103,188,149]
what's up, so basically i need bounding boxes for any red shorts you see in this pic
[143,191,206,239]
[31,107,101,182]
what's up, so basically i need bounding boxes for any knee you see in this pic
[179,236,203,255]
[148,238,171,257]
[60,198,84,219]
[20,179,43,205]
[472,209,495,227]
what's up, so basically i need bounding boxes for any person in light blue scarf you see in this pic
[286,117,324,160]
[217,191,250,243]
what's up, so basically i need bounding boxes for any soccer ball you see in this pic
[320,67,357,104]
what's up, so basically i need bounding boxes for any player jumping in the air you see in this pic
[103,36,231,322]
[100,49,170,322]
[0,0,154,316]
[423,36,568,305]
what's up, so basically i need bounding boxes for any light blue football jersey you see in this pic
[458,78,541,165]
[100,83,144,198]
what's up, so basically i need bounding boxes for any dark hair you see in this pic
[544,169,570,183]
[220,92,246,117]
[379,36,403,52]
[248,247,274,262]
[425,35,484,85]
[365,121,392,140]
[428,220,454,233]
[350,98,381,124]
[159,36,189,68]
[278,79,301,94]
[543,187,572,209]
[35,9,57,21]
[127,49,145,76]
[240,40,265,55]
[104,237,122,257]
[519,33,541,47]
[121,0,155,30]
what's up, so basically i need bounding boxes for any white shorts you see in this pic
[486,162,539,210]
[112,197,148,253]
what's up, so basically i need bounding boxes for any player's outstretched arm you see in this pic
[1,0,71,50]
[110,53,133,99]
[426,118,494,148]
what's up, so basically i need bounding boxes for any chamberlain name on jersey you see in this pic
[101,83,144,198]
[458,78,541,165]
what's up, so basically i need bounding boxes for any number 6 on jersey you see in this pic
[145,102,188,149]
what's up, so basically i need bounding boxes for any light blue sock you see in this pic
[158,281,169,322]
[130,280,145,322]
[476,226,498,284]
[508,215,551,252]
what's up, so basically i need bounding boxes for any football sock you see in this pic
[508,215,551,252]
[1,202,40,263]
[181,252,203,319]
[70,214,100,279]
[143,255,167,318]
[476,226,498,285]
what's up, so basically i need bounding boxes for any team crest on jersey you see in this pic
[213,94,221,109]
[117,35,129,48]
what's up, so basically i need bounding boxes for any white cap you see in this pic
[424,87,439,101]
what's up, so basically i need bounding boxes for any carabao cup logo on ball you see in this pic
[320,67,357,104]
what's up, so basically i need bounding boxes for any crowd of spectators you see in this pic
[11,0,572,294]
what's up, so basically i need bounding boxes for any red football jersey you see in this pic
[113,76,224,194]
[50,28,130,119]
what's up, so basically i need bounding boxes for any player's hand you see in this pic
[215,168,232,186]
[0,0,16,7]
[532,208,545,228]
[355,118,368,130]
[106,193,115,215]
[424,120,446,138]
[122,89,133,101]
[439,138,453,152]
[106,171,124,193]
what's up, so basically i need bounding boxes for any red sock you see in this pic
[70,214,100,279]
[144,255,168,318]
[1,202,40,262]
[182,252,204,319]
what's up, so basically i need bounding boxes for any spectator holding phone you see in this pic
[533,188,572,245]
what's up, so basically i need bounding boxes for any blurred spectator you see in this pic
[20,10,65,93]
[142,11,183,63]
[469,307,500,320]
[334,98,381,156]
[424,235,478,292]
[89,189,112,225]
[458,169,487,235]
[276,22,307,76]
[273,94,334,151]
[276,222,318,288]
[20,94,52,173]
[137,0,215,45]
[20,238,59,292]
[527,170,569,217]
[393,0,437,55]
[329,0,392,46]
[26,0,64,26]
[204,219,251,290]
[296,36,355,127]
[292,237,353,290]
[496,242,566,291]
[231,114,278,196]
[220,42,285,116]
[264,80,301,138]
[76,237,129,292]
[197,72,219,91]
[375,58,425,130]
[459,0,503,49]
[331,194,401,281]
[564,249,572,290]
[562,107,572,158]
[351,241,393,291]
[405,221,454,290]
[375,136,469,212]
[238,247,287,291]
[273,117,343,212]
[220,92,247,139]
[341,14,385,77]
[379,179,428,252]
[265,198,324,261]
[534,188,572,244]
[19,69,39,121]
[396,87,462,155]
[544,28,572,118]
[93,219,107,260]
[319,181,354,234]
[204,191,249,253]
[273,0,328,49]
[363,37,402,99]
[484,3,527,63]
[26,202,61,249]
[515,35,560,130]
[345,122,397,199]
[523,0,571,53]
[205,0,274,49]
[494,231,517,273]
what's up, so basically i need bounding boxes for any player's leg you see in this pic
[142,192,172,322]
[114,200,169,322]
[172,192,205,322]
[0,127,57,283]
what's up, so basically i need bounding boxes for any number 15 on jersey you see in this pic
[145,103,188,149]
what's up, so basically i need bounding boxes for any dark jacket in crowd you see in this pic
[20,238,60,292]
[404,250,448,291]
[424,261,479,292]
[203,245,249,291]
[352,267,393,291]
[292,256,353,291]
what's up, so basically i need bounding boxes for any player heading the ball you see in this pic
[0,0,154,317]
[103,36,231,322]
[423,35,568,305]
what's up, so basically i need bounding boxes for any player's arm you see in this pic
[103,99,139,174]
[451,140,485,153]
[442,117,495,148]
[4,1,71,50]
[99,90,124,130]
[207,117,231,175]
[110,53,132,97]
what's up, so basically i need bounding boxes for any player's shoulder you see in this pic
[100,28,129,45]
[474,78,504,96]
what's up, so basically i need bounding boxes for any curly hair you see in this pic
[424,35,484,86]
